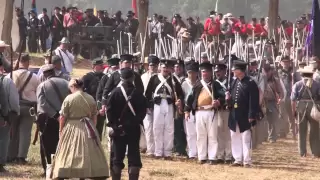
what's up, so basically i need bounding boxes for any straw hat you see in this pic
[298,65,314,74]
[0,41,10,47]
[59,37,70,44]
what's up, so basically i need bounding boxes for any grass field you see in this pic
[1,55,320,180]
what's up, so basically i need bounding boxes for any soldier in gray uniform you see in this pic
[0,59,20,172]
[263,65,284,143]
[38,55,70,82]
[36,64,70,175]
[291,66,320,157]
[278,56,295,138]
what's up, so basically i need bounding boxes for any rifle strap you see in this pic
[57,49,67,69]
[19,72,33,99]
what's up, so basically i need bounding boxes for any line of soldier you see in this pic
[15,6,139,55]
[0,39,320,179]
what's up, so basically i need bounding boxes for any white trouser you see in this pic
[184,113,197,158]
[230,124,252,165]
[195,110,218,161]
[217,110,232,160]
[143,112,154,155]
[153,99,174,157]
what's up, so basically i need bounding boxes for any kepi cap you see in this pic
[42,64,55,72]
[214,63,227,72]
[92,58,104,65]
[160,59,175,67]
[107,58,120,67]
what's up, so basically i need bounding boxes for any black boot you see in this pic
[111,166,122,180]
[128,167,140,180]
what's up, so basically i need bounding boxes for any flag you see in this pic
[31,0,37,14]
[132,0,137,18]
[215,0,219,13]
[93,4,97,16]
[306,0,320,58]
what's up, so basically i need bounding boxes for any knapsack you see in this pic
[85,72,101,98]
[0,75,9,118]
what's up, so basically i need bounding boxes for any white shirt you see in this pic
[54,47,75,73]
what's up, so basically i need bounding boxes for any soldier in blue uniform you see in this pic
[106,68,147,180]
[82,58,105,140]
[227,60,260,167]
[102,54,144,107]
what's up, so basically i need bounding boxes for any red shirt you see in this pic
[233,22,247,35]
[204,20,221,36]
[247,24,263,35]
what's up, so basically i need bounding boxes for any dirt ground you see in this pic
[1,127,320,180]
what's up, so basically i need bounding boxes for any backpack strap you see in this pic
[48,79,64,104]
[19,72,33,99]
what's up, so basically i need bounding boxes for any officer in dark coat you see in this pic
[125,11,139,37]
[101,54,144,106]
[84,9,99,26]
[82,58,105,140]
[51,7,64,49]
[39,8,50,52]
[28,10,40,53]
[96,57,121,104]
[106,68,147,180]
[15,8,28,52]
[227,60,259,167]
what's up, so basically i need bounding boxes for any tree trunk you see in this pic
[136,0,149,63]
[268,0,279,47]
[1,0,14,43]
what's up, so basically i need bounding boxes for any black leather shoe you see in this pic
[217,159,224,164]
[209,160,218,165]
[199,160,207,164]
[0,165,8,173]
[225,160,233,164]
[17,158,28,165]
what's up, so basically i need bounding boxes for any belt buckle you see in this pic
[160,94,167,98]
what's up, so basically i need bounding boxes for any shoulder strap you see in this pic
[43,83,60,112]
[306,87,317,105]
[48,79,64,104]
[19,72,33,98]
[57,50,66,68]
[120,85,136,116]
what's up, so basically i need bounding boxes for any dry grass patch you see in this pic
[2,126,320,180]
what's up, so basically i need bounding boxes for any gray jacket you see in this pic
[36,77,70,118]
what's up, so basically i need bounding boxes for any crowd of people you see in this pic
[0,5,319,180]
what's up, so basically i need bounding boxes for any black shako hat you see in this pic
[199,62,213,71]
[185,60,199,72]
[107,58,121,66]
[120,54,134,62]
[120,67,134,80]
[160,59,175,67]
[232,59,248,71]
[174,59,184,66]
[214,63,227,72]
[148,55,160,65]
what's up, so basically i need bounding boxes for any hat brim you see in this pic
[0,44,10,47]
[298,70,314,74]
[60,41,71,44]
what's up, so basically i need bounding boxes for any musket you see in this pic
[49,9,54,64]
[10,41,13,79]
[13,39,25,70]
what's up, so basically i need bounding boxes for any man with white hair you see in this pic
[53,37,75,74]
